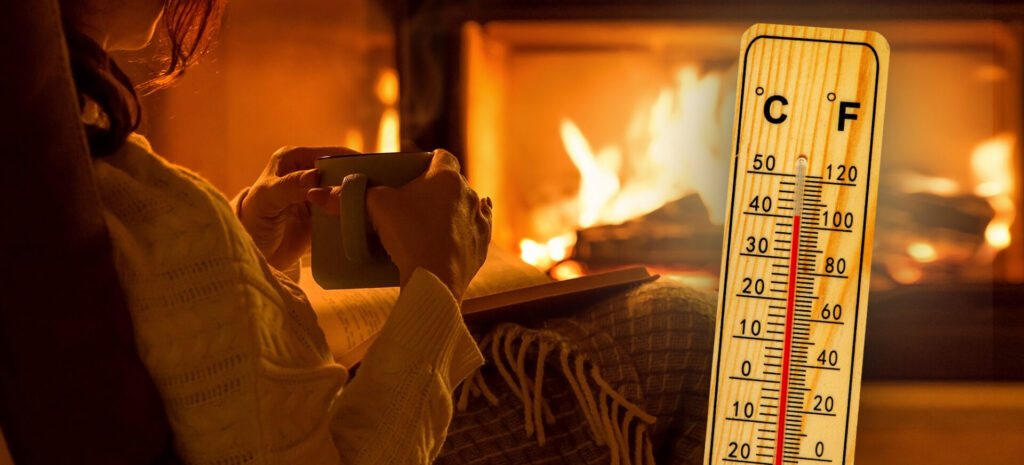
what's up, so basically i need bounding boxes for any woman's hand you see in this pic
[239,146,356,271]
[308,149,492,301]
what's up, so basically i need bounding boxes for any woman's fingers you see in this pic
[283,168,320,200]
[239,146,361,272]
[307,185,343,215]
[304,147,492,300]
[479,197,493,224]
[273,146,360,176]
[257,168,318,213]
[428,148,462,175]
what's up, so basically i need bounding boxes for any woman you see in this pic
[63,0,492,463]
[59,1,715,464]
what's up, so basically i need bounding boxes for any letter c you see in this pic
[764,95,788,124]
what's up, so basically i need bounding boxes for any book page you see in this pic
[298,246,551,360]
[299,264,398,357]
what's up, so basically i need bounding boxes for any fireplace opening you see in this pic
[462,20,1024,292]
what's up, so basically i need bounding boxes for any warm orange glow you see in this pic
[374,68,400,153]
[514,65,731,275]
[376,108,399,153]
[550,260,584,280]
[375,68,399,106]
[343,128,365,153]
[546,233,575,262]
[971,133,1016,253]
[891,264,923,284]
[560,119,620,228]
[985,196,1015,249]
[986,223,1012,249]
[519,233,576,270]
[556,66,730,231]
[519,238,549,268]
[907,242,938,263]
[900,173,960,196]
[973,64,1009,83]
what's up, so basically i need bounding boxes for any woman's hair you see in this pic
[60,0,226,157]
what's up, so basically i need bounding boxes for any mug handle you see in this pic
[340,173,373,264]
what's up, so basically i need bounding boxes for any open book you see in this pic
[299,248,657,367]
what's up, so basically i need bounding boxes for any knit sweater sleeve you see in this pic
[231,179,486,462]
[330,268,484,463]
[95,134,483,464]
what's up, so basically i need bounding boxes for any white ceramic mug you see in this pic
[311,151,432,289]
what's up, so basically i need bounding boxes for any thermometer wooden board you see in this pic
[704,24,889,465]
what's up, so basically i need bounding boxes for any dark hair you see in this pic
[60,0,225,157]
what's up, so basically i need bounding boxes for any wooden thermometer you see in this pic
[704,24,889,465]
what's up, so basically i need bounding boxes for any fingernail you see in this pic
[307,188,326,205]
[301,169,320,186]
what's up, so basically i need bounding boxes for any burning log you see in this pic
[571,193,722,270]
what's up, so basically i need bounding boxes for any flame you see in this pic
[519,238,549,268]
[377,108,399,153]
[375,69,399,106]
[971,133,1016,254]
[546,233,575,262]
[519,65,733,273]
[985,197,1014,249]
[559,66,731,228]
[519,233,576,269]
[375,68,400,153]
[560,120,621,228]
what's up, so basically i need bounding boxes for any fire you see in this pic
[519,233,576,269]
[342,68,400,154]
[376,69,400,153]
[375,68,399,106]
[520,65,733,272]
[377,109,399,153]
[563,65,732,228]
[546,233,575,262]
[560,120,621,229]
[971,133,1016,254]
[519,238,549,268]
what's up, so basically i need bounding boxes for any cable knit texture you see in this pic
[93,134,484,464]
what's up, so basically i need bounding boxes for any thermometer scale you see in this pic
[704,24,889,465]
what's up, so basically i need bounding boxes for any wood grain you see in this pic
[704,24,889,465]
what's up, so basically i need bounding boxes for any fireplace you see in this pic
[388,3,1024,381]
[463,21,737,283]
[459,20,1024,283]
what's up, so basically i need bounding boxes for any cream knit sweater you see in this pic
[92,134,484,464]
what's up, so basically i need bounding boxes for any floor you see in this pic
[855,382,1024,464]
